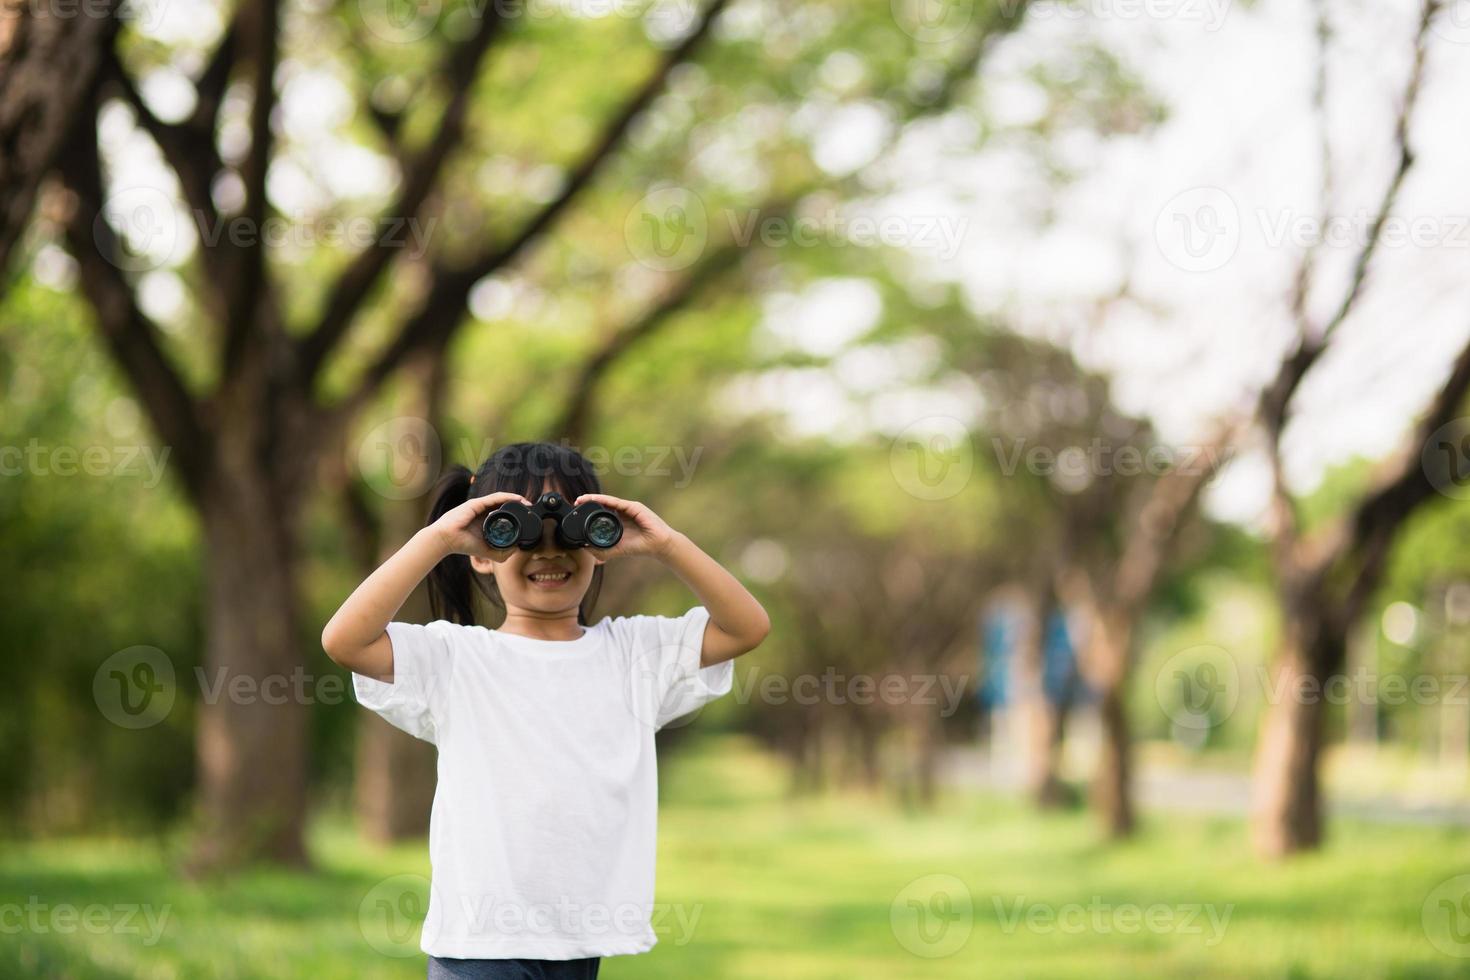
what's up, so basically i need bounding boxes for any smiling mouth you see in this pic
[527,570,573,588]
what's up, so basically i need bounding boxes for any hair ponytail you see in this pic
[426,464,478,625]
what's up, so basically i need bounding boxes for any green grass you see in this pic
[3,736,1469,978]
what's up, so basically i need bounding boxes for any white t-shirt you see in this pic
[351,604,732,960]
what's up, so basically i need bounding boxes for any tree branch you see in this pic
[1287,0,1333,330]
[221,0,282,373]
[102,52,229,279]
[1337,328,1470,622]
[1255,0,1436,554]
[334,0,732,418]
[298,8,513,381]
[59,107,209,499]
[538,0,1036,445]
[189,20,238,137]
[927,0,1033,113]
[0,0,121,278]
[1113,418,1240,617]
[1308,0,1435,348]
[548,239,748,444]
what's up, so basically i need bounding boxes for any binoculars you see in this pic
[482,492,623,551]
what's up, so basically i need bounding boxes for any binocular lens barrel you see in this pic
[485,515,520,550]
[480,493,623,551]
[585,512,622,549]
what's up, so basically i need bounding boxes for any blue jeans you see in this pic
[427,956,601,980]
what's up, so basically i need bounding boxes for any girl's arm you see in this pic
[321,490,528,680]
[574,493,771,667]
[662,532,773,666]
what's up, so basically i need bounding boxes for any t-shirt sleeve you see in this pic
[351,620,459,745]
[618,605,734,731]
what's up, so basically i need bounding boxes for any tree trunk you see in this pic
[1077,610,1135,838]
[189,464,309,869]
[0,0,119,275]
[355,711,437,842]
[354,581,437,842]
[1025,699,1068,807]
[349,354,444,842]
[1250,647,1326,857]
[1092,683,1133,837]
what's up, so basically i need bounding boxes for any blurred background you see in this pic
[4,0,1470,975]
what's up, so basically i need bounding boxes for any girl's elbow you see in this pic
[747,608,772,649]
[320,624,354,668]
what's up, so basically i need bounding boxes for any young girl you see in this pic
[321,441,770,979]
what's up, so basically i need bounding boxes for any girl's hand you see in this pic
[573,493,680,561]
[431,491,530,560]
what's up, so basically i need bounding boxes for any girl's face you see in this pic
[468,482,604,617]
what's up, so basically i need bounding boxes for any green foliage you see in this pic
[0,737,1465,978]
[0,280,200,833]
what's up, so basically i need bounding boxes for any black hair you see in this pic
[426,442,606,627]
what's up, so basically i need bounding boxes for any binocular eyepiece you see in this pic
[482,492,623,552]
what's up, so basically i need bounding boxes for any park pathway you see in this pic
[937,745,1470,827]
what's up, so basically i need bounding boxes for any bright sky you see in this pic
[763,0,1470,527]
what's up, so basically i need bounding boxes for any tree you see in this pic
[1246,0,1470,856]
[43,0,732,868]
[1056,419,1235,836]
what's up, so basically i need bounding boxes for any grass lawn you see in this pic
[3,735,1468,978]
